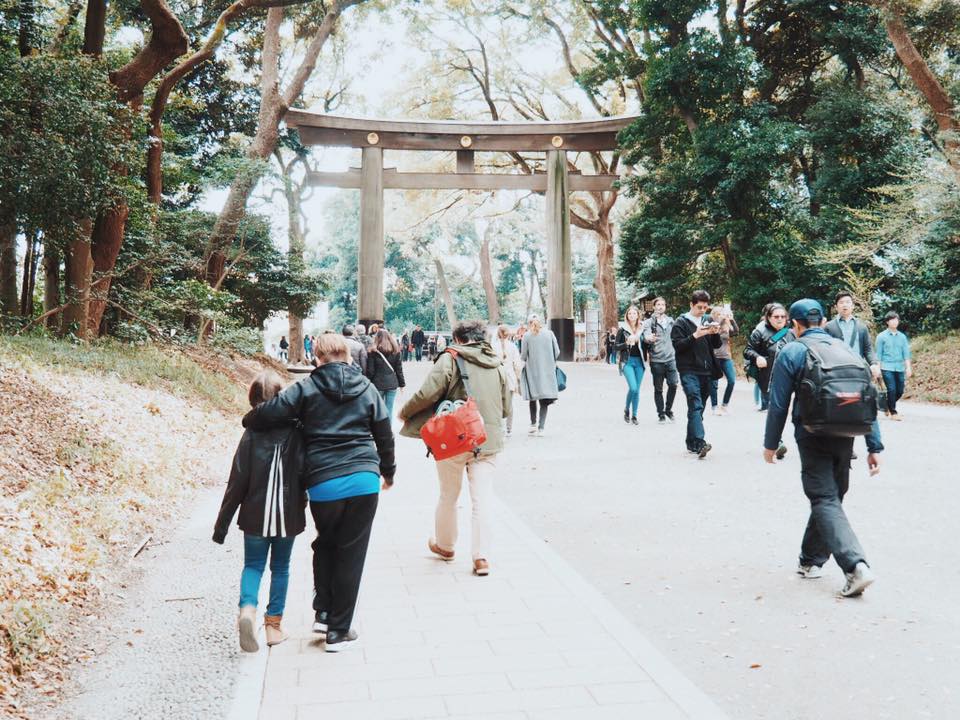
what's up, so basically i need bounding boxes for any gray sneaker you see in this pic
[797,563,823,579]
[839,562,875,597]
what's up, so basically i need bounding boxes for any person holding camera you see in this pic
[671,290,725,458]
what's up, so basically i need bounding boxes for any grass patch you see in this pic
[0,336,246,414]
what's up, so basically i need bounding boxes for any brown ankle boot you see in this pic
[264,614,287,646]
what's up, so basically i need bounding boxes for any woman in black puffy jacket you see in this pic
[744,303,794,410]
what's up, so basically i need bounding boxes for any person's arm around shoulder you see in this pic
[762,345,799,462]
[398,351,455,420]
[212,432,252,543]
[242,381,303,430]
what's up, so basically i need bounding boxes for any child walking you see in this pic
[213,371,306,652]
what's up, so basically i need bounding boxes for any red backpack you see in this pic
[420,350,487,461]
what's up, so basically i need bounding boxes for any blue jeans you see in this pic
[240,534,296,616]
[754,382,762,408]
[710,358,736,407]
[622,356,645,416]
[881,370,905,414]
[607,349,617,364]
[381,389,397,419]
[680,373,711,451]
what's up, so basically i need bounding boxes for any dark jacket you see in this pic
[744,321,796,392]
[242,362,396,486]
[365,349,405,392]
[671,315,721,376]
[212,424,306,544]
[411,329,425,347]
[615,326,645,363]
[824,317,878,366]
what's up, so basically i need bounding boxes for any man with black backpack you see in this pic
[764,299,883,598]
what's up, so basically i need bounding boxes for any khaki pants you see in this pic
[434,452,497,560]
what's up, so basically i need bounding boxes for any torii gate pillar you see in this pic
[546,149,574,361]
[358,146,384,328]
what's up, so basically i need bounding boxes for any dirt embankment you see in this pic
[0,338,287,717]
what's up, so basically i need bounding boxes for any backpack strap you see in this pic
[445,348,475,398]
[771,327,790,343]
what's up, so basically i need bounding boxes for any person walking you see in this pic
[341,324,368,369]
[824,291,881,380]
[491,324,523,436]
[520,314,560,436]
[400,331,410,362]
[709,306,739,415]
[427,334,438,361]
[744,303,794,412]
[671,290,724,458]
[242,334,395,652]
[763,299,883,598]
[365,329,405,420]
[398,320,510,576]
[875,311,912,420]
[605,327,618,365]
[213,371,306,652]
[278,335,289,362]
[411,325,426,361]
[303,335,313,363]
[641,297,679,424]
[615,305,646,425]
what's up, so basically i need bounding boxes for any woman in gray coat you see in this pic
[520,314,560,436]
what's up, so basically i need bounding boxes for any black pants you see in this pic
[529,399,554,428]
[649,360,678,418]
[797,435,866,573]
[310,493,379,633]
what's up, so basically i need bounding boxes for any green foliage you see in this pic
[0,51,139,241]
[605,1,934,317]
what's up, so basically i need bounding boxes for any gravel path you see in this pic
[494,362,960,720]
[58,487,246,720]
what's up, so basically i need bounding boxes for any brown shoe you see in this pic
[264,614,287,647]
[238,606,259,652]
[890,413,902,421]
[428,539,454,561]
[473,558,490,576]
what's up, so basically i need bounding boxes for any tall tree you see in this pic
[202,0,365,296]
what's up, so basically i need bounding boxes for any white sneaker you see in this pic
[528,425,537,435]
[797,563,823,579]
[839,562,875,597]
[536,428,544,437]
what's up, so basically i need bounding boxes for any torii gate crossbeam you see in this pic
[284,110,637,360]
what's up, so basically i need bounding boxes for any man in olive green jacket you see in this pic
[398,320,509,576]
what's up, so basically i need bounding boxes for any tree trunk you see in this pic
[284,164,307,364]
[434,258,457,330]
[82,0,106,56]
[884,9,960,171]
[19,233,34,316]
[479,232,500,324]
[25,234,40,317]
[593,215,618,331]
[62,221,94,338]
[43,241,60,329]
[87,202,130,335]
[0,220,17,314]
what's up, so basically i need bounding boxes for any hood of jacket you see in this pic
[310,361,371,403]
[447,342,501,368]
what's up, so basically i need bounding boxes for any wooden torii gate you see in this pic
[284,110,636,360]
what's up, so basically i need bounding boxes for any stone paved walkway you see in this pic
[235,419,728,720]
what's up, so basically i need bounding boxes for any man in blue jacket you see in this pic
[764,298,883,598]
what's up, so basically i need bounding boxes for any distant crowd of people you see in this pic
[217,291,911,654]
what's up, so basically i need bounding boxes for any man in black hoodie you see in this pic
[242,334,394,652]
[671,289,723,458]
